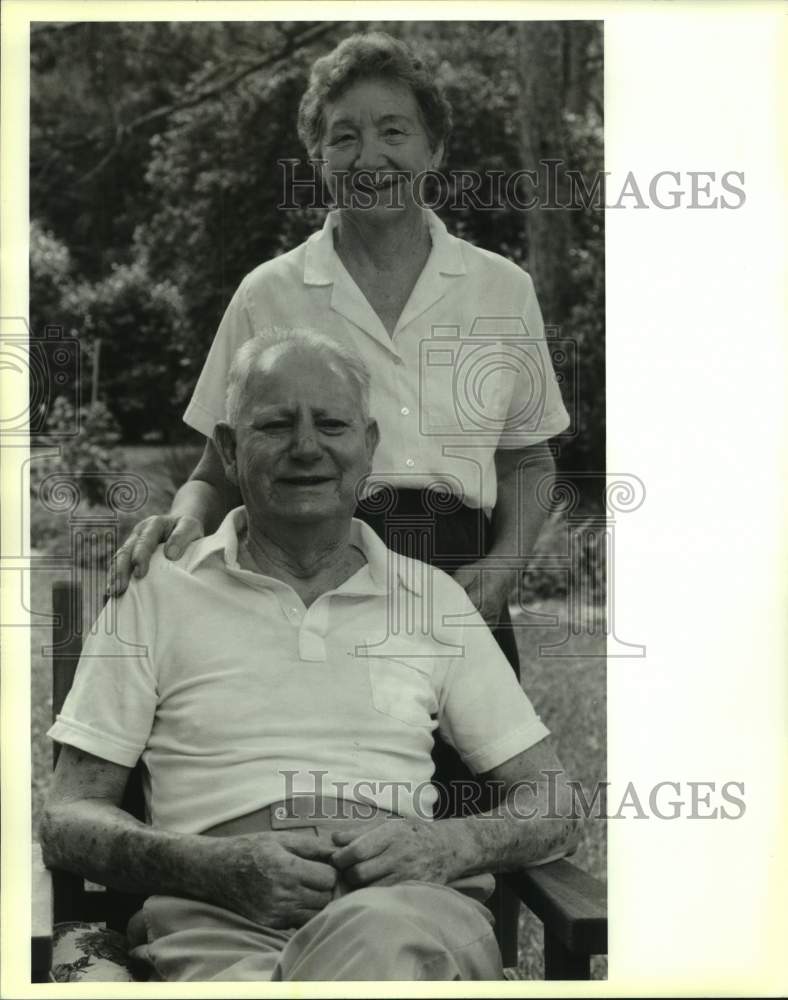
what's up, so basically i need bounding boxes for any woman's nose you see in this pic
[354,130,387,171]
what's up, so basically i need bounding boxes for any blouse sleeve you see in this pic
[183,279,256,437]
[497,270,571,448]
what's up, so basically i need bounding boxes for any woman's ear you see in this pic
[430,140,445,171]
[213,422,239,486]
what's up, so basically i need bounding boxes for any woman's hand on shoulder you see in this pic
[108,515,204,597]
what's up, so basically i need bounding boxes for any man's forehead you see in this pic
[239,348,361,411]
[250,347,350,386]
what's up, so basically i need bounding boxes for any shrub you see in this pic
[73,256,189,442]
[30,397,128,562]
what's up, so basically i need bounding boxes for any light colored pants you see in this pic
[128,881,504,981]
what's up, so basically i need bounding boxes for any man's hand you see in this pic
[329,819,471,889]
[108,515,204,597]
[452,561,519,627]
[218,832,339,928]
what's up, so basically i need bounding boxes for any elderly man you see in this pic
[41,329,578,982]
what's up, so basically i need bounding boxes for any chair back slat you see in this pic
[51,581,83,766]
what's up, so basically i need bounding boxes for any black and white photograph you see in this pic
[1,1,785,995]
[25,17,607,983]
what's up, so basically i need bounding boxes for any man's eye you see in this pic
[257,420,290,431]
[330,134,355,146]
[384,128,405,137]
[319,420,348,433]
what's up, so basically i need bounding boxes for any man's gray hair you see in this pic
[224,327,372,427]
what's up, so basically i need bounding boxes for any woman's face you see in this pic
[320,76,443,220]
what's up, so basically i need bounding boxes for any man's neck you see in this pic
[240,519,365,605]
[334,207,431,274]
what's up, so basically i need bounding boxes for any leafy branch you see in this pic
[78,21,337,185]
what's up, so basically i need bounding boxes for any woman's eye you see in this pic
[330,134,355,146]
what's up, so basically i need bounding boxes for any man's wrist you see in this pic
[437,818,495,880]
[180,833,240,909]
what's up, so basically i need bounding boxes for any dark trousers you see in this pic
[355,489,521,965]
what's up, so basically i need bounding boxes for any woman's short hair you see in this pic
[297,31,452,159]
[225,327,372,427]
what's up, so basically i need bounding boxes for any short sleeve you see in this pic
[436,591,550,773]
[183,279,256,437]
[498,271,571,448]
[47,582,159,767]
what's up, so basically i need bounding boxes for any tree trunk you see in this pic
[516,21,571,327]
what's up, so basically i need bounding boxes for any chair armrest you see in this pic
[32,843,53,982]
[506,858,607,956]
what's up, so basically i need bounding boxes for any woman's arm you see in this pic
[453,441,556,625]
[109,438,241,596]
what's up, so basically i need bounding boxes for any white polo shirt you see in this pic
[184,211,570,510]
[49,510,549,834]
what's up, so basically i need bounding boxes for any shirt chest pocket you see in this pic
[366,655,438,728]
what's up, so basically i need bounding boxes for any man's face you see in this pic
[219,348,378,527]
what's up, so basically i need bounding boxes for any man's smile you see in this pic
[277,475,336,486]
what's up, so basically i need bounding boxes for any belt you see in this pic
[191,797,496,907]
[202,796,400,838]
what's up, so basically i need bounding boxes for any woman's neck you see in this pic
[334,208,431,274]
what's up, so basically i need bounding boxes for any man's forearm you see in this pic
[40,799,227,904]
[437,778,579,879]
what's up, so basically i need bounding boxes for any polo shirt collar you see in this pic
[182,506,246,573]
[303,209,466,287]
[348,517,423,597]
[184,507,421,596]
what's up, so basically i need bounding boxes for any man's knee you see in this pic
[306,884,425,948]
[280,882,501,980]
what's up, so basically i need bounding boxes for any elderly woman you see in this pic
[113,31,569,672]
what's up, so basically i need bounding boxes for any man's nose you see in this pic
[289,422,322,461]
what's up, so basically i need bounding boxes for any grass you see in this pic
[511,600,606,979]
[29,445,606,980]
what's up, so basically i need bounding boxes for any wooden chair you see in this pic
[32,579,607,982]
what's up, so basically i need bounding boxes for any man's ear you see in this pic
[213,422,239,486]
[365,418,380,461]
